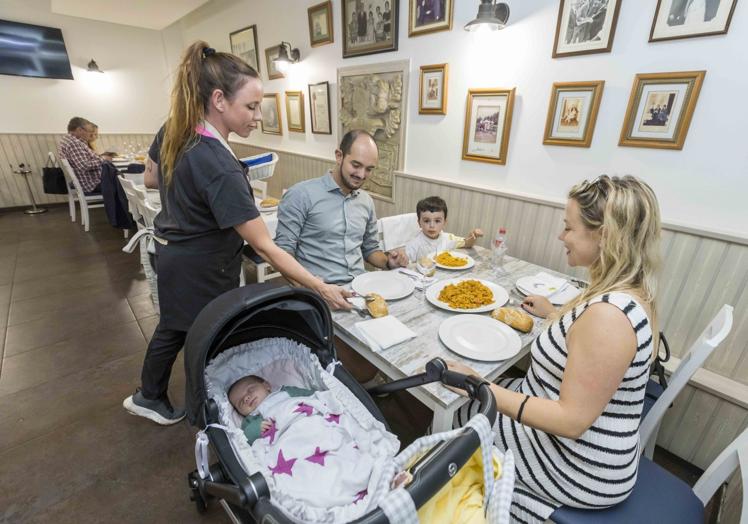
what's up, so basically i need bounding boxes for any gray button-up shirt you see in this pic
[275,171,381,284]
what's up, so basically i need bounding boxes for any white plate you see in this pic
[515,276,581,306]
[431,250,476,270]
[439,315,522,362]
[258,205,278,213]
[426,278,509,313]
[351,271,415,301]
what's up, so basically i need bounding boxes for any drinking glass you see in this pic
[416,245,436,278]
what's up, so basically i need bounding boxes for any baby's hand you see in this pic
[260,419,272,432]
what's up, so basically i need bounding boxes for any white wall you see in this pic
[0,0,171,134]
[169,0,748,236]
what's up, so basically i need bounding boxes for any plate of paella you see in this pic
[426,278,508,313]
[431,250,476,270]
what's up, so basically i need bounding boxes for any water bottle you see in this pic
[492,227,508,275]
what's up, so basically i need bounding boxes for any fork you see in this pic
[350,291,376,302]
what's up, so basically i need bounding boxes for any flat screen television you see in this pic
[0,19,74,80]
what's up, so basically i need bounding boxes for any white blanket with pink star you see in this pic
[250,389,389,511]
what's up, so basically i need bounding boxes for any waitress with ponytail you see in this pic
[124,42,352,425]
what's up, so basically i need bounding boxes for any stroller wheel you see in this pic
[188,472,208,514]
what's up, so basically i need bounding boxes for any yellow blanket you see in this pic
[417,449,502,524]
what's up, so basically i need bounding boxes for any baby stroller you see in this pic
[185,284,508,523]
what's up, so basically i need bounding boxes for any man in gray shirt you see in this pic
[275,130,408,284]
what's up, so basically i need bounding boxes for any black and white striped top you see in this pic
[498,292,653,524]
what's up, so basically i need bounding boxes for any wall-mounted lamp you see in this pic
[272,42,300,73]
[464,1,510,32]
[87,59,103,73]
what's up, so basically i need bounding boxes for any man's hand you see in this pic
[387,249,408,269]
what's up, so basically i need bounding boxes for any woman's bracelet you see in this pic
[517,394,530,424]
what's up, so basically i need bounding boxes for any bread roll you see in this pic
[366,293,389,318]
[491,307,533,333]
[260,197,279,207]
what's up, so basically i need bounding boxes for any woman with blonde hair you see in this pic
[124,41,351,426]
[450,175,662,522]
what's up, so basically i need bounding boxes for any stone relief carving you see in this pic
[337,60,409,201]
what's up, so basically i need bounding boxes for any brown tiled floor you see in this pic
[0,207,226,523]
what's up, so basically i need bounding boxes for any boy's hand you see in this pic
[387,249,409,268]
[467,228,484,241]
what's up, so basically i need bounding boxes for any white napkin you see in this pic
[354,315,417,352]
[398,268,435,290]
[526,272,569,298]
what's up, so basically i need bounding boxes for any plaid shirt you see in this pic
[58,134,103,193]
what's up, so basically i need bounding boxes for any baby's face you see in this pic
[229,378,271,416]
[418,210,446,239]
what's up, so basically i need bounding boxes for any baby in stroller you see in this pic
[227,373,380,508]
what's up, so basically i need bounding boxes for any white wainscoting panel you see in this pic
[0,133,154,209]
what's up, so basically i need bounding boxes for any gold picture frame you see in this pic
[260,93,282,135]
[650,0,739,42]
[308,1,334,47]
[552,0,623,58]
[264,46,284,80]
[462,88,515,165]
[418,63,448,115]
[619,71,705,150]
[543,81,605,148]
[229,25,260,75]
[285,91,305,133]
[409,0,454,37]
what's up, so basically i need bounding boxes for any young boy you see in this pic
[404,196,483,262]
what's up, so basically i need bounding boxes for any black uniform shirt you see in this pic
[149,126,260,247]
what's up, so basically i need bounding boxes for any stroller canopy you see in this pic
[184,284,335,426]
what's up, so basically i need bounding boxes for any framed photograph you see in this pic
[338,60,410,201]
[552,0,623,58]
[419,63,448,115]
[543,81,605,147]
[285,91,305,133]
[229,25,260,75]
[409,0,454,37]
[619,71,706,150]
[309,1,334,47]
[342,0,399,58]
[462,88,516,165]
[308,81,332,135]
[264,46,284,80]
[650,0,739,42]
[260,93,282,135]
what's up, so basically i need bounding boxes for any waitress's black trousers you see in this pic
[141,322,186,400]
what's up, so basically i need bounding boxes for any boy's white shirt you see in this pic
[404,231,465,262]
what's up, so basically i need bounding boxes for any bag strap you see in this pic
[652,331,670,390]
[46,152,57,168]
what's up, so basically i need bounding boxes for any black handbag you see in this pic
[42,156,68,194]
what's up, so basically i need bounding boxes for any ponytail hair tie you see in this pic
[202,47,216,58]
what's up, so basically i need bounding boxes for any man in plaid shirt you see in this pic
[58,117,113,194]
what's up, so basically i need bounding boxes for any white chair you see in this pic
[59,157,104,232]
[117,176,143,226]
[377,213,420,252]
[250,179,267,200]
[48,152,78,223]
[640,304,734,459]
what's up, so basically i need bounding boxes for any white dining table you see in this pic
[331,246,579,433]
